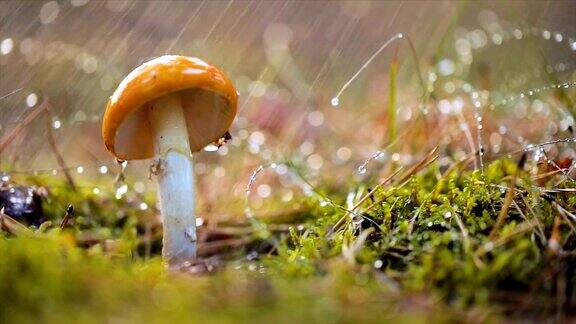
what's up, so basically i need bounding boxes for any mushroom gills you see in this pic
[113,89,234,160]
[148,93,197,264]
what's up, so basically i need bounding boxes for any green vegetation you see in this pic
[1,157,575,323]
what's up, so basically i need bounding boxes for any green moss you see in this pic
[1,158,574,322]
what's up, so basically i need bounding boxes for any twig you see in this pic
[441,153,475,178]
[354,168,403,212]
[532,169,564,182]
[46,113,77,191]
[476,220,539,258]
[541,149,574,183]
[197,237,253,256]
[59,205,74,229]
[489,153,526,239]
[456,112,478,171]
[199,224,294,236]
[513,198,546,244]
[397,146,439,185]
[330,169,402,234]
[0,208,34,236]
[342,228,374,265]
[0,99,49,154]
[553,202,576,236]
[452,211,470,249]
[348,146,438,234]
[548,216,562,255]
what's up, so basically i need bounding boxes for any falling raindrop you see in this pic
[115,184,128,199]
[245,165,267,218]
[204,144,219,152]
[357,151,387,175]
[26,93,38,107]
[0,38,13,55]
[331,97,339,107]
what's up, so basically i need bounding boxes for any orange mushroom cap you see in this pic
[102,55,238,161]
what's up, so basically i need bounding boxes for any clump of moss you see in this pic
[266,158,575,316]
[0,158,574,322]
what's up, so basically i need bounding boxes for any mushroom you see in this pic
[102,55,238,265]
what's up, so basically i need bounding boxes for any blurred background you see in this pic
[1,0,574,222]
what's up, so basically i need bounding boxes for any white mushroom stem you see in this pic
[148,93,196,265]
